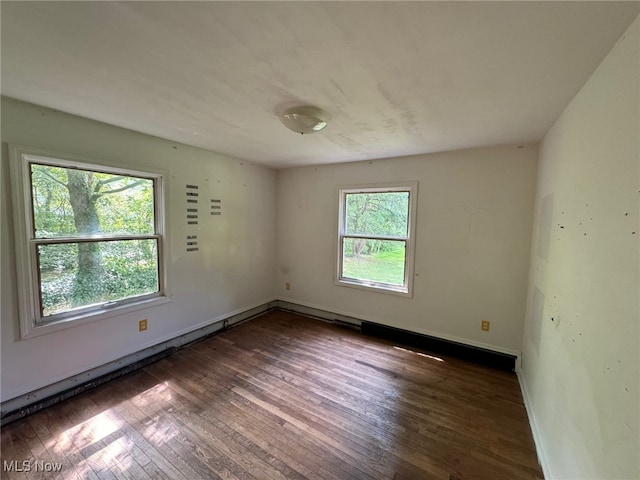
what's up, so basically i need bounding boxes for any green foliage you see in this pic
[341,191,409,286]
[40,240,159,316]
[40,272,75,313]
[101,240,158,296]
[345,191,408,237]
[31,164,154,239]
[38,243,76,272]
[31,165,76,237]
[342,241,405,286]
[344,191,409,259]
[31,162,158,316]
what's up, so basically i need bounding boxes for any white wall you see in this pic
[521,16,639,480]
[1,97,277,402]
[276,145,538,355]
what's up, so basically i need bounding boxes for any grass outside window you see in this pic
[337,183,417,296]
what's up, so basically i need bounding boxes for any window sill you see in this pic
[21,296,173,340]
[335,278,413,298]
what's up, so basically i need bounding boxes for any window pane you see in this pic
[342,238,406,286]
[345,191,409,236]
[30,163,155,238]
[38,239,159,317]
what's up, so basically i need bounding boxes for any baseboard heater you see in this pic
[360,321,517,372]
[1,301,277,426]
[1,348,175,426]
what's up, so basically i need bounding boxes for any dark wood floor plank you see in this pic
[232,342,477,471]
[146,359,363,480]
[27,411,82,480]
[35,404,101,480]
[144,357,341,480]
[1,310,543,480]
[120,376,291,480]
[1,425,21,480]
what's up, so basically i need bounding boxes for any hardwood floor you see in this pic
[1,310,543,480]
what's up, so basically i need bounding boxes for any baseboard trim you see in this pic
[275,299,517,372]
[1,300,277,426]
[517,370,550,479]
[1,347,176,427]
[275,299,363,329]
[361,321,517,372]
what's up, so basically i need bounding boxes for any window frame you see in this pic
[335,182,418,297]
[9,144,170,339]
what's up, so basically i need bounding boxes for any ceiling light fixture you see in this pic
[279,106,328,135]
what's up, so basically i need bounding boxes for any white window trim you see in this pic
[9,144,171,339]
[335,182,418,297]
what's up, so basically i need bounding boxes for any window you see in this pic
[10,146,167,337]
[336,183,417,296]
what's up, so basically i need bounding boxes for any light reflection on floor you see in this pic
[54,381,175,479]
[393,345,445,362]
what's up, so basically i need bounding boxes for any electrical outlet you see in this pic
[285,282,291,290]
[139,319,148,332]
[481,320,490,332]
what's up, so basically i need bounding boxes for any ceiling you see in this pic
[2,2,639,169]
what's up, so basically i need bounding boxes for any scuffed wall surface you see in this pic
[521,16,639,479]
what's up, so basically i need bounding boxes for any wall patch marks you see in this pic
[186,184,199,225]
[211,198,222,216]
[187,235,198,252]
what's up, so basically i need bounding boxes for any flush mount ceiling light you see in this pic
[279,106,329,135]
